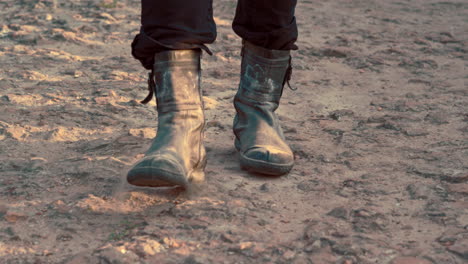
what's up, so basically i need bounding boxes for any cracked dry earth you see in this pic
[0,0,467,263]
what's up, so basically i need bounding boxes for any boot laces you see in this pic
[141,69,155,104]
[283,56,297,91]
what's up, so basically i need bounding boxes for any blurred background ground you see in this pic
[0,0,467,263]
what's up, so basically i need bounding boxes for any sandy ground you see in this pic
[0,0,467,263]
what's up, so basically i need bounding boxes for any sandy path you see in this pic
[0,0,467,263]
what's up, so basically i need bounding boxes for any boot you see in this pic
[233,41,294,176]
[127,49,206,187]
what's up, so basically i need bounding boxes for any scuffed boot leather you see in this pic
[233,41,294,176]
[127,49,206,187]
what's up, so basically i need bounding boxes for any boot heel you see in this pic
[190,169,205,184]
[189,154,207,184]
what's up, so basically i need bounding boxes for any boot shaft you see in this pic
[150,49,205,153]
[153,49,203,113]
[238,41,291,105]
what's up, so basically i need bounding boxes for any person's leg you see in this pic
[132,0,216,69]
[232,0,298,176]
[232,0,298,50]
[127,1,215,188]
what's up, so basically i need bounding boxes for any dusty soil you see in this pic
[0,0,467,263]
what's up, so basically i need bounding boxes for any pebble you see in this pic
[404,128,429,137]
[304,239,322,253]
[327,207,348,220]
[97,12,117,22]
[329,109,354,120]
[162,237,181,248]
[238,241,254,250]
[377,121,401,131]
[406,184,435,200]
[259,183,269,192]
[4,211,28,223]
[321,47,352,58]
[135,238,164,256]
[221,233,235,243]
[282,249,296,260]
[297,180,321,192]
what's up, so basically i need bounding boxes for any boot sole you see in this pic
[239,153,294,176]
[127,167,189,188]
[235,139,293,176]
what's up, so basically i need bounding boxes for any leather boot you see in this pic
[233,41,294,176]
[127,49,206,187]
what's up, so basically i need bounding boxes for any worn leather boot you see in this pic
[127,49,206,188]
[233,41,294,176]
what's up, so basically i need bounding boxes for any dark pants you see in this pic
[132,0,298,69]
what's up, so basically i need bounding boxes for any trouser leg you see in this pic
[232,0,298,176]
[232,0,298,50]
[132,0,216,69]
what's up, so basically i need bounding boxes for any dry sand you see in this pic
[0,0,467,263]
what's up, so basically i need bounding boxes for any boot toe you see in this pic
[241,146,294,176]
[127,154,188,187]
